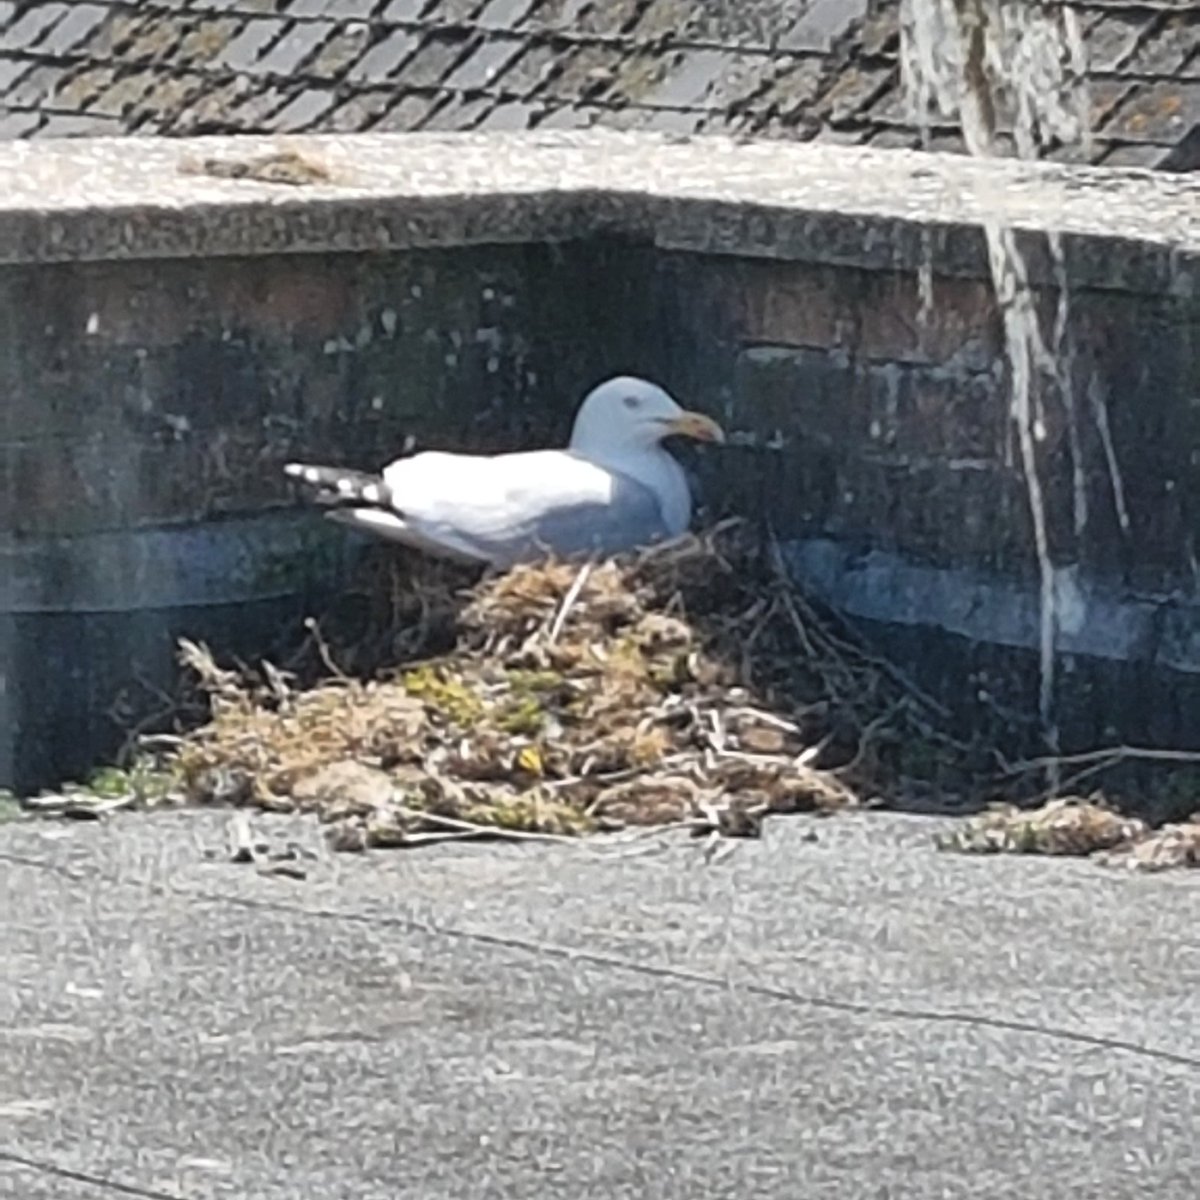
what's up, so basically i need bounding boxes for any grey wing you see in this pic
[484,473,673,567]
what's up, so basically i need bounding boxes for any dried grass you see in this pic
[162,523,920,851]
[938,795,1200,872]
[936,797,1145,857]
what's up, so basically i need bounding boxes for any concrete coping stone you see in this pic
[1,130,1198,295]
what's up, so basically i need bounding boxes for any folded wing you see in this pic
[285,449,672,567]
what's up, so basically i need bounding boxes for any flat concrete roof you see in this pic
[3,132,1199,291]
[2,808,1198,1198]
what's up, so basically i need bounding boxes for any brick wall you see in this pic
[0,240,629,791]
[634,249,1200,752]
[643,252,1200,585]
[2,161,1198,788]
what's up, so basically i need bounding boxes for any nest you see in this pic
[162,523,953,851]
[92,520,1198,870]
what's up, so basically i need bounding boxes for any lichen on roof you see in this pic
[2,0,1197,169]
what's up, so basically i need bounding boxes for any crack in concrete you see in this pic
[0,1148,187,1200]
[4,844,1199,1075]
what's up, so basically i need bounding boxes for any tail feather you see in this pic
[284,462,396,512]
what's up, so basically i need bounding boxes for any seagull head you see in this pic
[569,376,725,455]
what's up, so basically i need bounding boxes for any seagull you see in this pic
[283,376,725,568]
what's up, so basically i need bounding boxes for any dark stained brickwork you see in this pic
[0,237,634,790]
[4,226,1198,790]
[1,0,1199,169]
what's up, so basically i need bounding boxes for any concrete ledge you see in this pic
[3,131,1198,293]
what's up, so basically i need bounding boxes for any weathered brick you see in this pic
[853,273,1002,368]
[729,344,1027,568]
[739,263,848,351]
[738,261,1002,370]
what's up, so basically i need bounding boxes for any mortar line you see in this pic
[3,844,1199,1074]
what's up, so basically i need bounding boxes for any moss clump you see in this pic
[495,694,545,736]
[401,664,484,726]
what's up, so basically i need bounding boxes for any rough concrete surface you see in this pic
[2,132,1198,274]
[2,808,1198,1199]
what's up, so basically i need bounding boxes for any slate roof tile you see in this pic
[371,90,441,130]
[345,28,420,82]
[1105,80,1200,143]
[5,4,69,50]
[254,20,337,75]
[0,0,1195,169]
[420,89,491,127]
[399,29,475,87]
[1127,14,1200,76]
[476,0,538,28]
[36,4,109,55]
[324,87,392,129]
[289,0,379,17]
[1083,10,1155,73]
[0,108,41,137]
[441,32,522,91]
[781,0,870,53]
[308,23,375,78]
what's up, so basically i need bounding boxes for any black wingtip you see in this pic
[284,462,395,512]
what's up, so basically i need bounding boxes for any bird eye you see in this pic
[623,394,640,410]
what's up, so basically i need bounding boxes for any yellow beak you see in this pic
[662,410,725,444]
